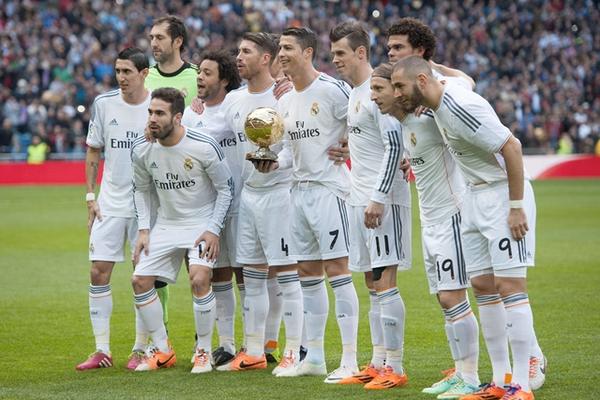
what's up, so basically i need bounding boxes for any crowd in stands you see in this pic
[0,0,598,157]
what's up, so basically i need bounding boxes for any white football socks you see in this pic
[300,276,328,364]
[89,284,112,354]
[213,280,236,354]
[476,294,511,386]
[193,291,216,352]
[134,288,169,353]
[243,267,269,357]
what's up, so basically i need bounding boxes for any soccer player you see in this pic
[76,47,153,371]
[371,62,482,398]
[181,50,243,367]
[391,56,541,400]
[264,27,360,382]
[146,15,198,107]
[130,87,233,373]
[217,32,302,373]
[328,22,410,390]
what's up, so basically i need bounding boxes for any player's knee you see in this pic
[470,273,497,295]
[90,261,112,285]
[437,290,467,309]
[212,266,233,282]
[191,279,210,296]
[131,275,153,293]
[324,257,349,276]
[495,276,527,297]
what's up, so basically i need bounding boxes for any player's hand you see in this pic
[364,200,385,229]
[327,137,349,165]
[400,158,411,181]
[508,208,528,241]
[133,229,150,266]
[414,105,430,117]
[87,200,102,234]
[195,231,219,261]
[274,76,292,100]
[252,159,279,173]
[191,98,205,114]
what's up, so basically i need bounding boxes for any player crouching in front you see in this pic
[130,87,233,372]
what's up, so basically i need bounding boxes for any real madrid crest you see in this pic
[410,132,417,146]
[184,158,193,171]
[354,101,361,113]
[89,242,95,254]
[310,102,319,116]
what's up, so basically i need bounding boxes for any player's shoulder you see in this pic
[316,73,350,101]
[130,136,151,158]
[185,128,225,159]
[92,89,121,106]
[222,85,248,104]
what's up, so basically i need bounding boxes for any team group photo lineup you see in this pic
[68,10,554,399]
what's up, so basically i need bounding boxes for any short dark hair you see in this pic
[386,18,436,60]
[153,15,188,51]
[281,27,318,60]
[117,47,149,71]
[372,62,394,80]
[200,50,242,93]
[329,22,371,59]
[392,55,433,79]
[242,32,279,61]
[151,87,185,116]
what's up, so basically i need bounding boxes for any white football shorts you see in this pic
[216,215,240,269]
[290,182,349,261]
[422,212,470,294]
[133,224,215,284]
[236,185,297,266]
[89,216,137,262]
[348,204,411,272]
[462,180,536,276]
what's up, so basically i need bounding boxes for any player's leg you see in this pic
[77,216,126,371]
[364,271,386,370]
[265,266,283,362]
[189,260,216,374]
[211,266,236,365]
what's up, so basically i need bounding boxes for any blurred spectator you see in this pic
[27,134,50,164]
[0,0,598,156]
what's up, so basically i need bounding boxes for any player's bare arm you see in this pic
[195,231,220,261]
[133,229,150,266]
[501,135,528,241]
[429,60,476,89]
[85,146,103,232]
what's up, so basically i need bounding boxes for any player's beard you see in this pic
[151,121,175,140]
[154,47,173,64]
[401,83,426,113]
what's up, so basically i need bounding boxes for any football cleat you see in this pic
[299,345,307,362]
[364,366,408,390]
[76,351,113,371]
[224,352,267,371]
[528,355,546,390]
[191,349,212,374]
[272,350,298,376]
[324,365,359,384]
[338,364,380,385]
[134,347,176,371]
[126,350,146,371]
[264,340,280,363]
[422,373,460,394]
[436,377,479,399]
[277,360,327,377]
[212,346,236,367]
[460,383,507,400]
[500,385,534,400]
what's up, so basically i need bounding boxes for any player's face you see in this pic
[391,68,425,113]
[370,77,397,115]
[197,59,224,101]
[331,37,360,81]
[387,34,423,63]
[237,39,264,80]
[147,98,178,140]
[149,22,176,64]
[114,59,146,95]
[278,35,307,75]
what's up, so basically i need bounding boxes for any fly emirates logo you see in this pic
[154,172,196,190]
[288,120,320,141]
[110,131,140,149]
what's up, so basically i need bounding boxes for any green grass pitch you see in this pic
[0,180,598,399]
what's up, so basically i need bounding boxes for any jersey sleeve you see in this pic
[371,107,403,203]
[201,141,234,236]
[181,106,196,127]
[445,86,511,153]
[86,97,105,148]
[331,80,351,121]
[130,141,153,230]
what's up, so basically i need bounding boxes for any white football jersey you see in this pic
[278,73,351,198]
[86,89,151,218]
[131,128,233,235]
[182,103,242,214]
[220,84,292,189]
[402,111,466,225]
[346,79,409,207]
[433,82,512,185]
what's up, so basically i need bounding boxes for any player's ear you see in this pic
[304,46,313,61]
[357,45,367,60]
[173,36,183,51]
[141,68,149,79]
[173,112,183,125]
[416,72,428,90]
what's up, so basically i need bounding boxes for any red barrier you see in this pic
[0,161,103,185]
[536,156,600,179]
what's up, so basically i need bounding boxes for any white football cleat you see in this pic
[191,349,212,374]
[529,354,547,390]
[323,365,359,384]
[273,350,298,376]
[277,359,327,377]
